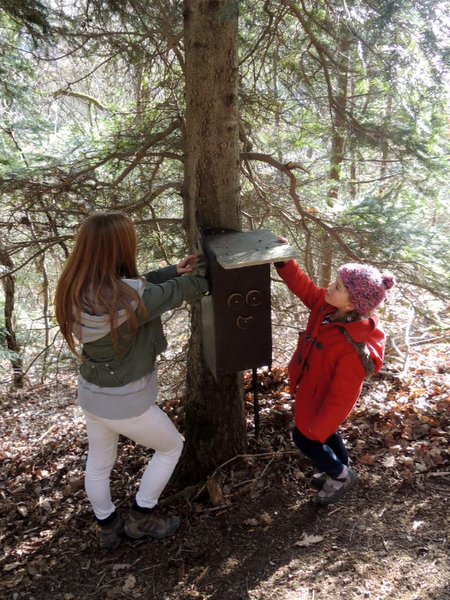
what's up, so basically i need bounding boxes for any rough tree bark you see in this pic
[181,0,246,481]
[0,242,24,388]
[37,253,50,382]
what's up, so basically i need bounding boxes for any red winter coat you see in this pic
[277,260,385,443]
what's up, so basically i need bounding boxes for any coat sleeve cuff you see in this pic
[275,259,296,271]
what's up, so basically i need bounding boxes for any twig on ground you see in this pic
[34,424,56,444]
[191,450,299,501]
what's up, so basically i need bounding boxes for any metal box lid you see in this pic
[204,229,299,270]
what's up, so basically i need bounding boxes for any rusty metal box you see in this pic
[199,229,299,378]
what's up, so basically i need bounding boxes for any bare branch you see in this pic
[240,151,361,261]
[52,89,111,111]
[112,119,182,186]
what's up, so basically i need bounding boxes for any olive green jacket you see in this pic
[78,266,208,387]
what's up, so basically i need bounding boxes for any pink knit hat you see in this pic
[339,263,396,315]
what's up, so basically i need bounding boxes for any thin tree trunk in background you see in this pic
[350,157,357,200]
[318,230,333,288]
[320,35,350,287]
[0,243,24,388]
[379,95,393,196]
[303,229,315,280]
[327,36,349,204]
[348,76,357,201]
[37,253,50,382]
[181,0,246,482]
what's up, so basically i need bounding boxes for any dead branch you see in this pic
[410,335,450,346]
[191,450,299,502]
[240,151,362,261]
[400,305,415,378]
[112,119,182,187]
[52,89,111,111]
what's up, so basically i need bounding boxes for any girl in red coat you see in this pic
[276,259,395,505]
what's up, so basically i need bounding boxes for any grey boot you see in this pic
[310,471,327,489]
[314,468,358,505]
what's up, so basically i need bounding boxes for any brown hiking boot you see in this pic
[96,513,123,549]
[124,507,180,540]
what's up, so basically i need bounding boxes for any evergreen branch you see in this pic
[282,0,340,66]
[112,119,182,186]
[116,182,183,213]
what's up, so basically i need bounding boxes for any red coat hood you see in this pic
[336,314,385,373]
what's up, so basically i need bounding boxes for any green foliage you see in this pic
[0,323,8,345]
[0,0,449,383]
[0,0,50,42]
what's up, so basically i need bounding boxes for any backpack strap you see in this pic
[338,327,376,378]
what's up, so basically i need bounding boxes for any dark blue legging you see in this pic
[292,426,348,479]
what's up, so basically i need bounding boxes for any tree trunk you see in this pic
[320,34,350,286]
[37,253,50,382]
[349,77,357,201]
[327,36,350,205]
[0,243,24,388]
[181,0,246,482]
[379,95,393,196]
[318,230,333,288]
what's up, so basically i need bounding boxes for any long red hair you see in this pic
[55,212,145,355]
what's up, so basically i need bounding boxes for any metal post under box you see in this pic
[199,229,299,379]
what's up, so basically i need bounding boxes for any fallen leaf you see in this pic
[259,512,273,526]
[355,439,367,451]
[360,453,377,465]
[206,477,224,506]
[123,574,136,592]
[382,455,396,468]
[65,477,84,495]
[3,562,23,572]
[112,564,132,572]
[294,533,324,547]
[38,497,52,512]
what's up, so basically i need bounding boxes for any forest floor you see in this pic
[1,343,449,600]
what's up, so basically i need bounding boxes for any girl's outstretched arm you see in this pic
[276,260,325,310]
[144,255,200,283]
[139,275,209,323]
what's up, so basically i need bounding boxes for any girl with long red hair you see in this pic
[55,212,208,549]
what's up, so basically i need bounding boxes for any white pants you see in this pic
[83,405,184,520]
